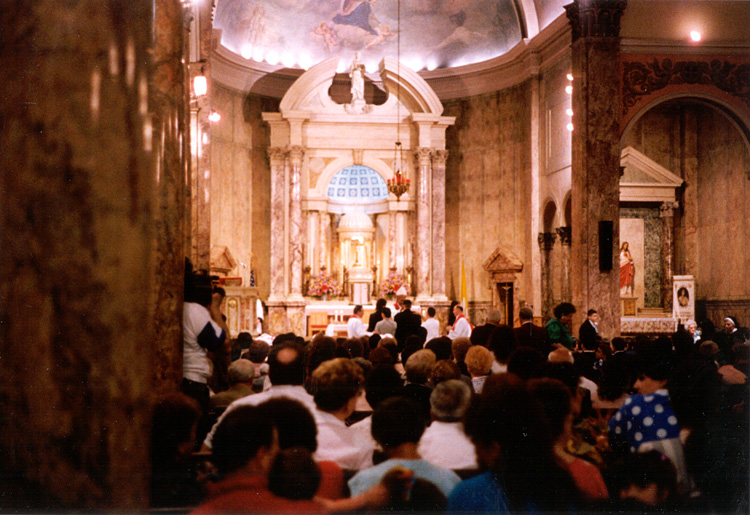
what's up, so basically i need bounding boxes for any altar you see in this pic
[304,300,423,338]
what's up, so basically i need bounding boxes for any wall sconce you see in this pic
[208,110,221,123]
[193,75,207,97]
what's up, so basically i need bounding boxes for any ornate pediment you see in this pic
[210,246,237,276]
[620,146,684,203]
[483,247,523,274]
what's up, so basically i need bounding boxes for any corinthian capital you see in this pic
[415,147,432,165]
[432,149,449,166]
[289,145,305,163]
[268,147,287,165]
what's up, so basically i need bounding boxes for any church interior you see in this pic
[1,0,749,509]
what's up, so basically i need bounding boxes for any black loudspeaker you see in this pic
[599,221,613,271]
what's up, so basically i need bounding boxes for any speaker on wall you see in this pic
[599,221,613,271]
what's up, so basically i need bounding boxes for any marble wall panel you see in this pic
[443,83,531,306]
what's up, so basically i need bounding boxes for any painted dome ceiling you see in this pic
[214,0,524,72]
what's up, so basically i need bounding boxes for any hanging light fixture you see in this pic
[387,0,410,200]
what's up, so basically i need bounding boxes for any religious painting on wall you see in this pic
[212,0,523,72]
[619,218,645,310]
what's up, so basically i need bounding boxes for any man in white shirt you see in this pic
[201,342,315,450]
[421,306,440,344]
[447,304,472,340]
[418,380,477,471]
[310,358,373,471]
[347,304,370,339]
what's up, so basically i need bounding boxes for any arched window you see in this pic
[326,166,388,203]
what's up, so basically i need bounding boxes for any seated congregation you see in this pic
[153,308,750,513]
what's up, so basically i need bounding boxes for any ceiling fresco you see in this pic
[214,0,524,72]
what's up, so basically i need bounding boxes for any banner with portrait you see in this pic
[672,275,695,323]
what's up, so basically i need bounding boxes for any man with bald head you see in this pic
[202,342,315,450]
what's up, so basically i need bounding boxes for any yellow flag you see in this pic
[460,261,467,311]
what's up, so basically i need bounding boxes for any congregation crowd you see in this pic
[155,272,750,513]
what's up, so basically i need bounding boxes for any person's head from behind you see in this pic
[403,299,412,310]
[431,360,462,386]
[267,343,305,386]
[451,337,472,365]
[611,337,627,352]
[595,342,612,361]
[465,345,493,378]
[268,447,321,500]
[378,337,399,362]
[553,302,576,324]
[365,364,404,410]
[227,359,256,385]
[425,336,452,361]
[507,346,546,380]
[519,306,534,322]
[376,298,387,311]
[489,325,516,363]
[430,379,472,422]
[527,378,573,442]
[257,398,317,453]
[247,340,270,364]
[310,358,364,415]
[371,397,426,450]
[151,393,201,469]
[369,345,394,365]
[617,451,677,506]
[533,362,582,416]
[305,336,337,377]
[381,307,392,320]
[634,347,673,394]
[427,306,436,318]
[405,349,436,385]
[487,309,502,325]
[211,405,277,477]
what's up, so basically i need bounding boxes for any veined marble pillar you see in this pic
[308,210,320,273]
[388,211,397,269]
[431,150,448,300]
[566,0,627,337]
[415,147,432,300]
[268,147,287,302]
[0,0,155,508]
[660,202,678,311]
[539,232,557,321]
[396,211,407,271]
[320,212,331,271]
[556,226,572,302]
[288,146,305,299]
[152,0,190,393]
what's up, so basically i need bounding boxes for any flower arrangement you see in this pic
[307,268,342,298]
[378,269,409,298]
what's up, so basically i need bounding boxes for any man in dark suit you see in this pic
[578,309,601,351]
[513,306,550,356]
[394,299,422,351]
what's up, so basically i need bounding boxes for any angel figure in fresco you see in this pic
[313,22,340,52]
[619,241,635,296]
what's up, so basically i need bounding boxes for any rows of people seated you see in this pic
[153,311,750,513]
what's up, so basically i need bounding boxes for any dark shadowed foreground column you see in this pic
[0,1,155,510]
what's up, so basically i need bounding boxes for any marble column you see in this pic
[308,210,320,273]
[320,212,331,271]
[556,226,572,302]
[388,211,397,269]
[431,150,449,301]
[151,0,190,394]
[539,232,557,322]
[660,202,678,311]
[566,0,627,337]
[0,1,155,508]
[268,147,287,302]
[415,147,432,300]
[288,146,305,299]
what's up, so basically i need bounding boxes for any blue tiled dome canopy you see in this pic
[327,166,388,203]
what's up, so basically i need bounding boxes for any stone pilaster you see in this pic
[431,150,449,301]
[539,232,557,321]
[556,226,572,302]
[660,202,678,311]
[415,147,432,301]
[268,147,287,302]
[566,0,627,337]
[308,210,320,273]
[0,1,155,508]
[288,146,305,299]
[320,212,331,271]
